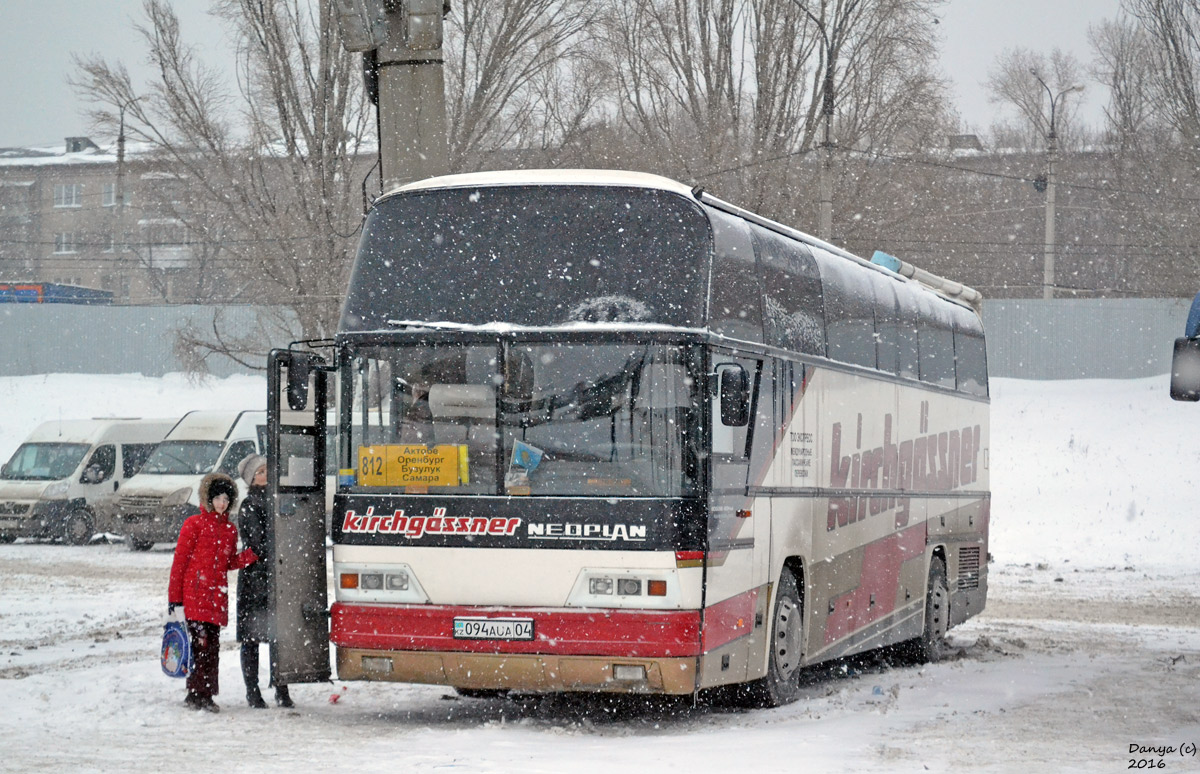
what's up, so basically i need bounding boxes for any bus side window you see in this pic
[818,254,877,369]
[707,210,763,343]
[870,273,901,375]
[895,283,921,380]
[917,295,956,389]
[751,225,825,356]
[951,306,989,397]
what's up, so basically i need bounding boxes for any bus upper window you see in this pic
[894,282,921,380]
[818,252,877,369]
[707,210,763,343]
[951,305,989,397]
[869,273,901,375]
[917,295,956,389]
[342,186,710,332]
[751,225,825,356]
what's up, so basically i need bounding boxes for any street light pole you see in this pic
[1031,71,1082,301]
[794,0,835,241]
[114,97,138,302]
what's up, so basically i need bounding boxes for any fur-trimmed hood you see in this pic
[198,472,239,512]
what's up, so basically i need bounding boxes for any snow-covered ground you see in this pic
[1,373,1198,773]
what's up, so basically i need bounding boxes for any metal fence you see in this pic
[0,305,296,378]
[980,298,1189,380]
[0,299,1190,381]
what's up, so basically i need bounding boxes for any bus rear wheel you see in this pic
[909,557,949,664]
[127,537,154,552]
[741,570,804,708]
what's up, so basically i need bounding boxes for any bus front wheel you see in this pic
[741,570,804,708]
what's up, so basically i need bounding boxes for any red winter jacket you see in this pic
[167,507,258,626]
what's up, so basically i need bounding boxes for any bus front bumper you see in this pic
[331,602,702,694]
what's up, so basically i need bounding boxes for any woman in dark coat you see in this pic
[167,472,257,713]
[236,454,293,708]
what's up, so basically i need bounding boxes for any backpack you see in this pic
[161,612,191,678]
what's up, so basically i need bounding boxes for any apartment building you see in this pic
[0,137,193,303]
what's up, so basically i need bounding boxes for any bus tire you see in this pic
[127,537,154,552]
[0,534,15,543]
[741,570,804,708]
[912,557,949,664]
[64,509,95,546]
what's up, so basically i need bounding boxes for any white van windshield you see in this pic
[3,443,90,481]
[140,441,225,475]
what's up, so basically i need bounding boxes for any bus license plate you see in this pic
[453,617,535,641]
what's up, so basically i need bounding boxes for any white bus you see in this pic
[267,170,989,706]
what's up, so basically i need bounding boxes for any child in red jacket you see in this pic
[167,473,257,713]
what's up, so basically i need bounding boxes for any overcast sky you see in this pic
[0,0,1122,149]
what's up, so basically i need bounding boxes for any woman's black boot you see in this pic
[275,684,294,708]
[246,685,267,709]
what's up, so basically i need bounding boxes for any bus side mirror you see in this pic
[718,365,750,427]
[1170,337,1200,401]
[287,360,312,411]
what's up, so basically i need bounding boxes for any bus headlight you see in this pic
[335,563,427,604]
[569,569,681,609]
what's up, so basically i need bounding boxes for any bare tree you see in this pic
[1125,0,1200,150]
[984,47,1087,150]
[596,0,949,224]
[71,0,372,372]
[444,0,601,171]
[1089,16,1159,151]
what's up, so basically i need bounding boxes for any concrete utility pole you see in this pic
[793,0,835,241]
[334,0,449,191]
[114,97,137,300]
[1031,71,1082,301]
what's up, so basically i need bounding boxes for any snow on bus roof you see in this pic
[392,169,697,198]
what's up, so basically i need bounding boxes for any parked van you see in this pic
[0,418,177,544]
[100,410,265,551]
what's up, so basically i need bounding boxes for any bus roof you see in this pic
[389,169,981,314]
[391,169,697,200]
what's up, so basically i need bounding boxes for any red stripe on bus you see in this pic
[331,603,703,658]
[700,587,760,652]
[823,522,928,644]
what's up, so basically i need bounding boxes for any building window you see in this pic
[102,183,117,207]
[53,183,83,208]
[53,232,78,254]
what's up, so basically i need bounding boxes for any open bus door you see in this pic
[267,348,332,684]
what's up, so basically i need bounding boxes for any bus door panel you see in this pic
[267,349,332,684]
[701,352,761,687]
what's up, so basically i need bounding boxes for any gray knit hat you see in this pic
[238,453,268,485]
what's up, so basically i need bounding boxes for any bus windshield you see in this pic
[341,186,711,332]
[347,342,701,498]
[140,441,225,475]
[2,443,90,481]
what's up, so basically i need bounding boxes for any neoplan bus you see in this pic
[267,169,989,707]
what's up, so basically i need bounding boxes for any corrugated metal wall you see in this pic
[0,305,298,378]
[980,298,1190,380]
[0,299,1190,380]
